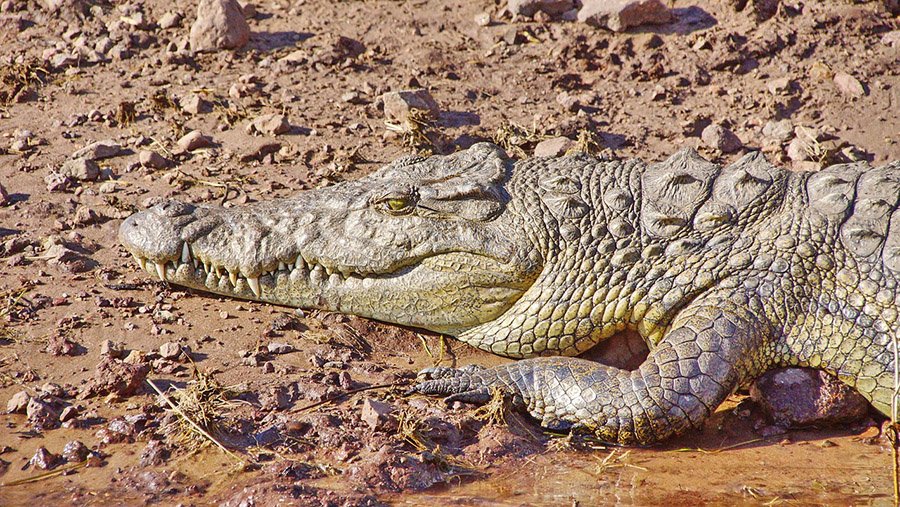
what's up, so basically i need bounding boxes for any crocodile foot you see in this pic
[410,364,500,404]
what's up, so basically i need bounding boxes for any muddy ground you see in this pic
[0,0,899,505]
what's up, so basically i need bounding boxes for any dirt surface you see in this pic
[0,0,898,505]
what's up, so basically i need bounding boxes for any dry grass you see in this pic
[396,409,481,479]
[385,109,442,155]
[115,100,136,126]
[0,59,51,106]
[471,387,510,427]
[492,121,545,158]
[150,368,243,461]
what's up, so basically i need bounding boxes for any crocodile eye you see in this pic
[387,198,408,211]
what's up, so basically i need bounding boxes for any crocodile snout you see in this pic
[118,200,197,266]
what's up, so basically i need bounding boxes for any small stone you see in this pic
[61,440,90,462]
[381,89,440,124]
[533,136,576,157]
[473,12,491,26]
[751,367,870,428]
[177,130,212,151]
[808,61,834,82]
[158,342,182,360]
[60,158,100,181]
[833,72,865,98]
[189,0,250,52]
[360,398,396,432]
[72,140,122,160]
[180,93,211,115]
[139,440,169,467]
[59,405,78,422]
[0,182,8,206]
[267,342,295,355]
[158,11,183,29]
[74,205,100,225]
[787,136,810,162]
[341,91,367,105]
[27,398,60,430]
[123,350,144,364]
[882,30,900,48]
[577,0,672,32]
[29,447,61,470]
[248,113,291,136]
[139,150,168,169]
[79,357,150,399]
[507,0,574,17]
[6,390,31,413]
[502,26,524,45]
[766,77,792,95]
[701,123,742,153]
[762,119,793,142]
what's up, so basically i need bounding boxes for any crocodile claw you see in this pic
[408,364,495,404]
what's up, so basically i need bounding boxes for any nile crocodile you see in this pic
[119,143,900,445]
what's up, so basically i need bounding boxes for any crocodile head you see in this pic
[119,143,543,335]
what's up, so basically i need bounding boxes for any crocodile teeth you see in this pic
[278,261,287,271]
[228,270,238,287]
[155,261,167,281]
[247,276,261,297]
[181,242,191,264]
[135,254,147,271]
[324,266,334,276]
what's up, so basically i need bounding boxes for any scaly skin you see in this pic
[119,143,900,445]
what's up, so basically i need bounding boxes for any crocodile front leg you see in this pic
[411,292,775,445]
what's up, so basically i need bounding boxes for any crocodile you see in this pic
[119,142,900,445]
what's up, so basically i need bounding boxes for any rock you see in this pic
[29,447,61,470]
[177,130,213,151]
[701,123,742,154]
[180,93,211,115]
[139,440,169,467]
[751,367,871,428]
[158,342,182,360]
[189,0,250,52]
[248,113,291,136]
[6,390,31,413]
[78,357,150,399]
[533,136,575,157]
[61,440,90,462]
[508,0,574,17]
[834,72,865,98]
[766,77,792,95]
[60,158,100,181]
[473,12,491,26]
[502,26,524,45]
[360,398,396,432]
[577,0,672,32]
[158,11,182,29]
[59,405,78,422]
[808,61,834,82]
[27,398,60,429]
[787,136,813,162]
[267,342,294,355]
[74,205,101,225]
[381,89,440,124]
[762,119,793,142]
[139,150,169,169]
[72,140,122,160]
[0,182,8,206]
[882,30,900,48]
[99,340,122,357]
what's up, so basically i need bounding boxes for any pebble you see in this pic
[533,136,575,157]
[61,440,91,462]
[72,140,123,160]
[60,158,100,181]
[577,0,672,32]
[361,398,396,432]
[248,113,291,136]
[381,89,440,124]
[761,119,794,142]
[158,11,183,29]
[267,342,295,355]
[29,447,61,470]
[473,12,491,26]
[765,77,792,95]
[158,342,182,360]
[507,0,574,17]
[833,72,865,98]
[751,367,870,428]
[180,93,211,115]
[139,150,169,169]
[189,0,250,52]
[701,123,743,153]
[882,30,900,48]
[6,390,31,413]
[0,182,8,206]
[177,130,212,151]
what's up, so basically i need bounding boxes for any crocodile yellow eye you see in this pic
[387,198,408,211]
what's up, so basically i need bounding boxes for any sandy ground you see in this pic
[0,0,899,505]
